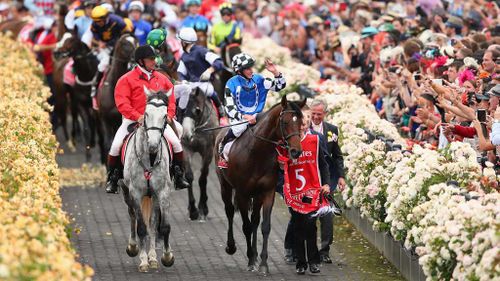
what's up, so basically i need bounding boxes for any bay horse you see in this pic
[213,42,241,101]
[180,86,218,221]
[155,41,179,81]
[120,87,175,272]
[97,34,137,158]
[214,96,306,275]
[56,34,105,163]
[0,19,28,39]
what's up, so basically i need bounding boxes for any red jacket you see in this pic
[115,67,176,121]
[200,0,225,20]
[453,125,477,138]
[33,30,57,75]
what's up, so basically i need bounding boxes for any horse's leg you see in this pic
[66,85,78,151]
[129,188,149,272]
[95,113,106,164]
[122,185,138,257]
[79,102,92,161]
[250,196,263,270]
[197,148,212,221]
[184,150,199,220]
[258,191,276,275]
[236,196,255,271]
[148,195,159,269]
[219,176,236,255]
[158,190,174,267]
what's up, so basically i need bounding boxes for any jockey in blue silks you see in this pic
[217,53,286,168]
[175,27,227,125]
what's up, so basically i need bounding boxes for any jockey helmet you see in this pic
[219,2,233,15]
[193,21,208,33]
[185,0,201,7]
[134,45,157,63]
[147,29,167,49]
[75,9,85,18]
[128,1,144,13]
[82,0,96,8]
[91,5,109,21]
[100,3,114,13]
[177,27,197,43]
[232,53,255,72]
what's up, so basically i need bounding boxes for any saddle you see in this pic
[120,123,173,166]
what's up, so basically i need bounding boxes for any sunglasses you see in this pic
[221,11,233,16]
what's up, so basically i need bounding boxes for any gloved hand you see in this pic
[200,68,214,81]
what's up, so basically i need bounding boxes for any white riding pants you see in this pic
[109,118,183,156]
[97,47,111,73]
[175,82,215,110]
[222,120,248,159]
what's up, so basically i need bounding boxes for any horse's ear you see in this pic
[143,86,153,98]
[281,95,288,108]
[299,98,307,108]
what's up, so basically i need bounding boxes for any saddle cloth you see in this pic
[121,130,173,166]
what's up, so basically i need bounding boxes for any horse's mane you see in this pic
[147,91,170,106]
[269,100,304,118]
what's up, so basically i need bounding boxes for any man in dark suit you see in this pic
[310,98,346,264]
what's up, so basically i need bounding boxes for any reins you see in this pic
[132,99,169,192]
[250,109,301,150]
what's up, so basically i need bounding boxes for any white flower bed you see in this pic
[243,36,499,280]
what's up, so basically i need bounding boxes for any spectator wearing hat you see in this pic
[350,26,378,95]
[445,16,463,40]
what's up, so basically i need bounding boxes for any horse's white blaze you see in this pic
[145,103,167,151]
[181,117,195,140]
[125,35,137,46]
[56,32,72,50]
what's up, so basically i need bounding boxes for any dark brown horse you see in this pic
[214,96,306,275]
[56,34,105,162]
[213,42,241,101]
[0,19,28,39]
[156,42,179,81]
[97,34,137,157]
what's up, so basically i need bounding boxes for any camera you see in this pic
[476,109,487,122]
[388,66,401,74]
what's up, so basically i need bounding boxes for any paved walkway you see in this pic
[58,142,402,281]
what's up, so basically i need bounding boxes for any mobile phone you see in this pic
[414,73,422,81]
[432,79,443,86]
[477,109,487,122]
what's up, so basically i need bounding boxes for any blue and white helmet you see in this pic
[231,53,255,72]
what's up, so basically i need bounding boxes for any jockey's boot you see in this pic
[172,152,190,190]
[105,155,121,194]
[218,129,236,156]
[208,94,228,125]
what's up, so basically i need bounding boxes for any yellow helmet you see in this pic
[219,2,233,14]
[74,9,85,18]
[91,6,109,21]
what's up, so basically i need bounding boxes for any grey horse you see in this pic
[181,86,218,221]
[120,87,175,272]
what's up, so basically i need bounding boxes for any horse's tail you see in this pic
[141,196,153,229]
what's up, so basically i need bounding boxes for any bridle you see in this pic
[250,108,301,151]
[190,88,214,133]
[133,99,169,187]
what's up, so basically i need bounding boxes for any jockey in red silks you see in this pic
[105,45,190,194]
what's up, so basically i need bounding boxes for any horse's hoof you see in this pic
[149,259,159,269]
[126,244,139,257]
[189,210,199,221]
[225,245,236,255]
[199,214,207,222]
[161,253,175,267]
[138,264,149,273]
[259,265,270,276]
[247,264,258,272]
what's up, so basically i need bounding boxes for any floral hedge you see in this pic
[0,35,93,280]
[243,37,499,281]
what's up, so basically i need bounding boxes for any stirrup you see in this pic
[217,157,228,169]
